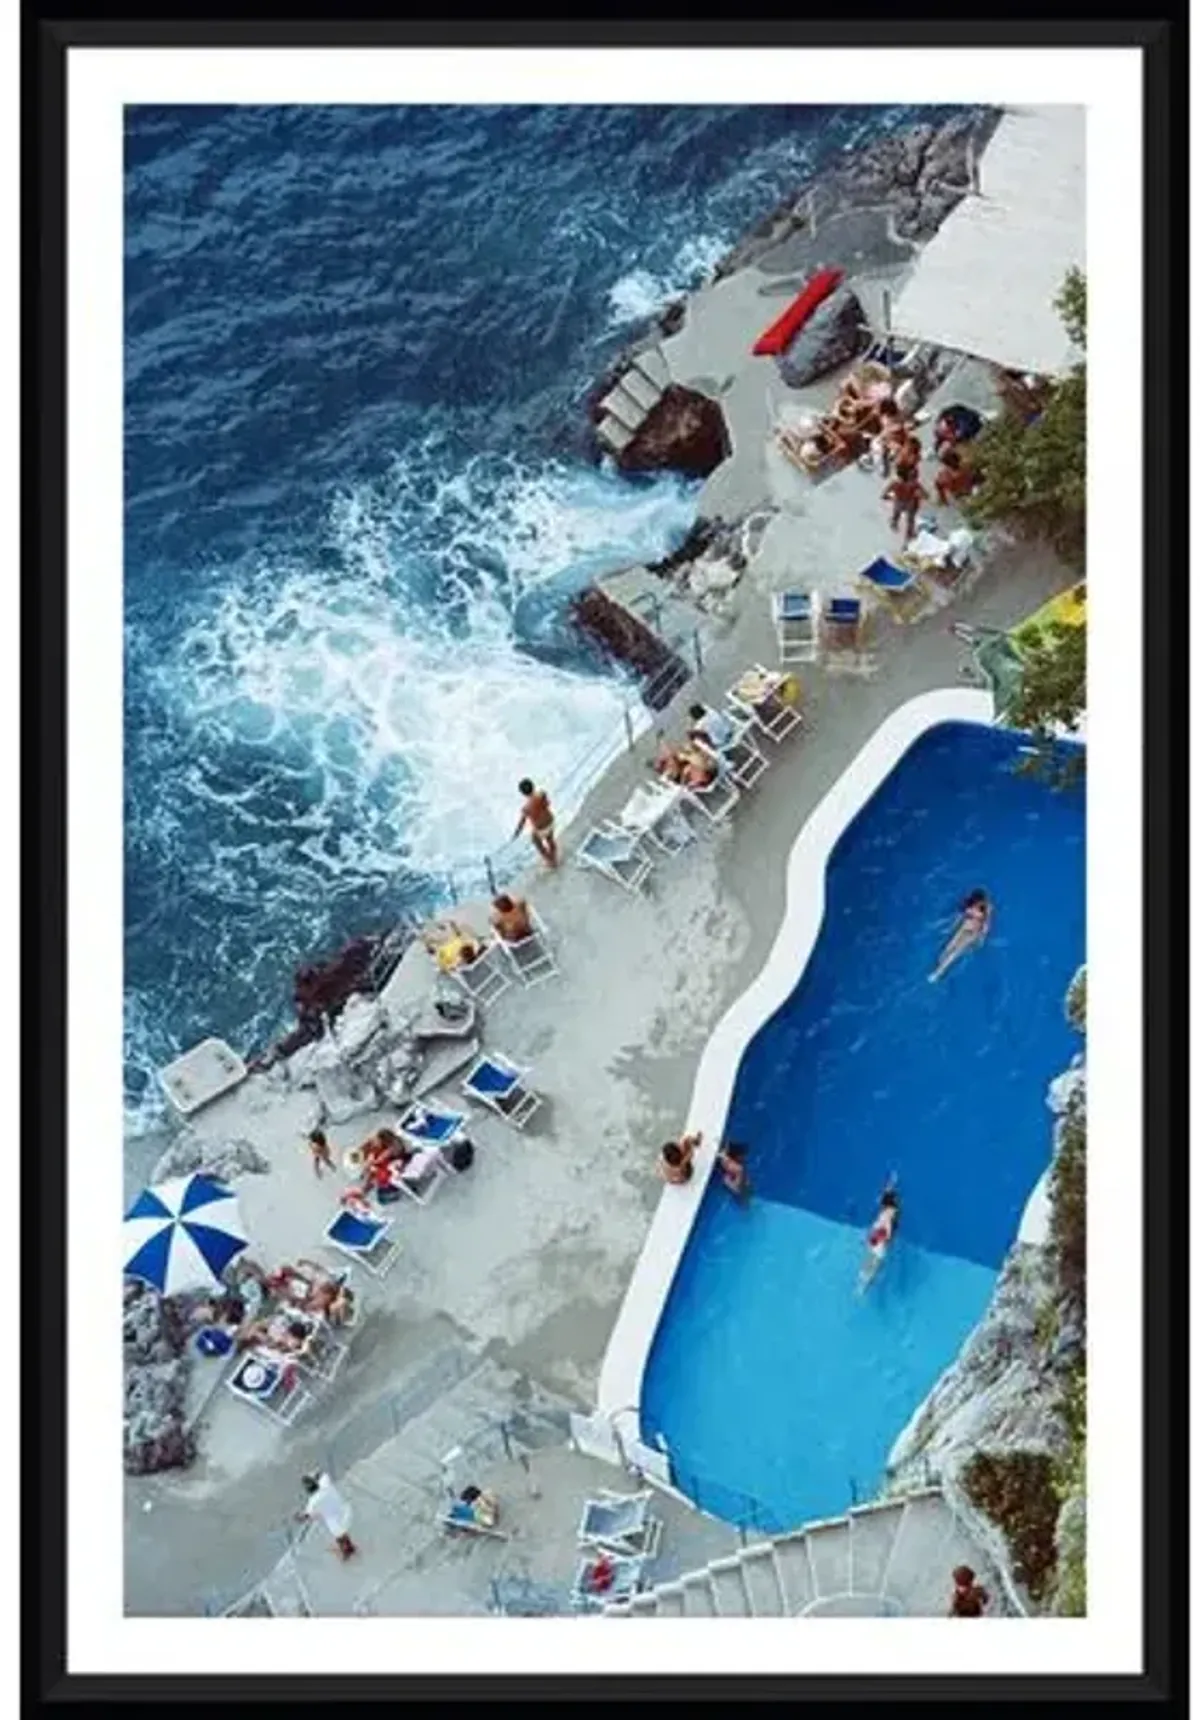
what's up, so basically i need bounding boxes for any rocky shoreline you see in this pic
[884,966,1087,1613]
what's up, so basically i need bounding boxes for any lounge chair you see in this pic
[396,1098,467,1147]
[576,822,654,894]
[820,594,866,656]
[450,940,513,1007]
[690,706,770,793]
[498,907,558,989]
[226,1352,313,1425]
[570,1553,648,1612]
[462,1052,543,1130]
[323,1208,400,1278]
[680,764,740,826]
[771,590,818,664]
[389,1145,453,1208]
[577,1489,663,1557]
[857,555,926,622]
[441,1499,509,1540]
[618,779,695,857]
[727,664,804,743]
[288,1311,350,1383]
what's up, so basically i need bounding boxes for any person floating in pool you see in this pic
[858,1179,900,1293]
[928,888,992,982]
[716,1141,751,1203]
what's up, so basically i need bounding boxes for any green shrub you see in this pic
[962,1450,1061,1601]
[962,267,1087,569]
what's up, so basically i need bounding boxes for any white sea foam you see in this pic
[606,233,730,327]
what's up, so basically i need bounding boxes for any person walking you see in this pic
[882,462,928,544]
[297,1471,358,1560]
[307,1128,336,1178]
[513,779,558,869]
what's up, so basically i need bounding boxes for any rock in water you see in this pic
[616,385,730,478]
[775,285,867,387]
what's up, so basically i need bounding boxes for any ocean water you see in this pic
[641,722,1086,1529]
[124,101,969,1137]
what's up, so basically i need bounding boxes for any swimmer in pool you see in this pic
[857,1179,900,1293]
[929,889,992,982]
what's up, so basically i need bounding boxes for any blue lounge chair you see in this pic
[323,1208,400,1278]
[576,823,654,894]
[396,1100,466,1148]
[570,1553,648,1612]
[577,1489,663,1557]
[462,1052,542,1130]
[857,555,925,621]
[771,590,818,664]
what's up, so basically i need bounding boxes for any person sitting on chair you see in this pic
[490,893,533,944]
[423,919,484,973]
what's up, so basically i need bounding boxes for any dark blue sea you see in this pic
[124,101,962,1138]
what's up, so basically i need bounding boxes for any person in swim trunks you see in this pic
[514,778,558,868]
[858,1180,899,1292]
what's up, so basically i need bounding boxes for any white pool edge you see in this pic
[596,685,996,1448]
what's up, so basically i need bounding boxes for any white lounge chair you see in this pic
[727,664,804,743]
[576,822,654,893]
[462,1052,543,1130]
[617,779,695,856]
[772,590,819,663]
[577,1488,663,1557]
[287,1310,350,1383]
[226,1352,313,1426]
[323,1208,400,1278]
[680,765,740,826]
[388,1145,453,1208]
[570,1553,648,1612]
[450,940,512,1007]
[498,907,558,989]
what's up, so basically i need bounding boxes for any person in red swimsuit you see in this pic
[858,1180,900,1291]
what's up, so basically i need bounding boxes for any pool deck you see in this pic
[125,463,1070,1613]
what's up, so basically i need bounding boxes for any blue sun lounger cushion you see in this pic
[827,596,862,623]
[860,556,916,592]
[467,1058,519,1100]
[397,1103,465,1144]
[328,1209,386,1249]
[776,591,811,619]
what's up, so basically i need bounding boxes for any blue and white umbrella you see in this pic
[123,1173,250,1296]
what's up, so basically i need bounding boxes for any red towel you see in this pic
[752,267,845,357]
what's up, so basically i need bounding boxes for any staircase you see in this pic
[605,1486,1016,1618]
[595,346,672,457]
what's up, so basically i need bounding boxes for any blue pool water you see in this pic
[641,721,1085,1530]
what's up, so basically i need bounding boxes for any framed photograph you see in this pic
[28,11,1181,1706]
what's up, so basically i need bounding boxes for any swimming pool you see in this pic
[639,718,1085,1531]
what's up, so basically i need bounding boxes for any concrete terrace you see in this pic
[125,446,1070,1613]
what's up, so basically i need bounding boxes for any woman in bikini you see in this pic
[929,889,992,982]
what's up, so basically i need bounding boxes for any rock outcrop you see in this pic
[775,284,867,387]
[150,1131,270,1185]
[615,385,730,479]
[123,1280,196,1475]
[570,587,689,710]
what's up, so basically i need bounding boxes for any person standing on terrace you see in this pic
[882,462,928,544]
[514,779,558,869]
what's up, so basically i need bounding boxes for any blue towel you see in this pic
[401,1108,460,1143]
[777,591,810,619]
[828,597,862,621]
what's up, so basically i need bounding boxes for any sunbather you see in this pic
[490,893,534,943]
[659,1131,701,1185]
[654,740,717,790]
[929,889,992,982]
[423,920,484,973]
[687,703,736,753]
[290,1260,355,1324]
[457,1484,500,1528]
[882,463,928,544]
[933,404,983,456]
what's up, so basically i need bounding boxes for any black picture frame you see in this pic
[26,9,1185,1706]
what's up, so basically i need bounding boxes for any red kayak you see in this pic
[752,266,845,357]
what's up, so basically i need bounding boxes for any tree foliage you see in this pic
[962,268,1087,567]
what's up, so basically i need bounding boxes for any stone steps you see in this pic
[605,1486,1011,1618]
[595,346,670,459]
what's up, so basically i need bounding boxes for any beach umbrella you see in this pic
[123,1172,250,1296]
